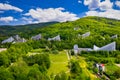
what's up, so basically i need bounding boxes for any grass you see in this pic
[105,64,120,75]
[27,49,69,75]
[77,56,97,80]
[30,48,44,53]
[27,48,99,79]
[47,50,69,75]
[27,48,47,56]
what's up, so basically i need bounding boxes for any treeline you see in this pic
[0,59,50,80]
[80,51,120,64]
[0,41,94,80]
[0,41,52,80]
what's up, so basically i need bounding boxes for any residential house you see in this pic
[94,63,105,72]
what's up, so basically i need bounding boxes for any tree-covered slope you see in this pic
[1,16,120,49]
[0,16,120,80]
[24,16,120,37]
[18,16,120,49]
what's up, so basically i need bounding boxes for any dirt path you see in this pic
[0,48,7,52]
[115,64,120,67]
[65,50,70,61]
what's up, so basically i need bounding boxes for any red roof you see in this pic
[101,64,104,66]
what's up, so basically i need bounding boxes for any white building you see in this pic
[111,35,118,39]
[1,35,27,44]
[73,42,116,54]
[73,44,79,55]
[82,32,90,38]
[93,42,116,51]
[2,37,14,44]
[73,44,92,55]
[31,34,42,40]
[13,35,21,41]
[48,35,61,41]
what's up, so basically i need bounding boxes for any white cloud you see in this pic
[0,3,23,12]
[21,17,38,24]
[115,1,120,8]
[78,0,82,3]
[86,9,120,20]
[84,0,100,10]
[24,7,79,23]
[99,0,113,11]
[84,0,113,11]
[0,16,16,22]
[84,0,92,5]
[84,0,120,20]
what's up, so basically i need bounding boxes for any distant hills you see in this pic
[0,22,58,41]
[0,22,58,36]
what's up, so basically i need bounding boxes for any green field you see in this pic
[47,50,69,75]
[27,49,69,76]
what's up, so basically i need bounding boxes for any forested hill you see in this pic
[21,16,120,38]
[0,22,58,40]
[1,16,120,49]
[19,16,120,39]
[1,16,120,38]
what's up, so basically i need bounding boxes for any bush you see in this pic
[52,50,59,54]
[93,68,98,74]
[113,69,120,79]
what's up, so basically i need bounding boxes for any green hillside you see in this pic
[0,16,120,80]
[1,16,120,49]
[20,16,120,49]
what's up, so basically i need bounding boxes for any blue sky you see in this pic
[0,0,120,25]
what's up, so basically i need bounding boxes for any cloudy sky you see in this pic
[0,0,120,25]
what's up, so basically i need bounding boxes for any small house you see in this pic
[94,63,105,72]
